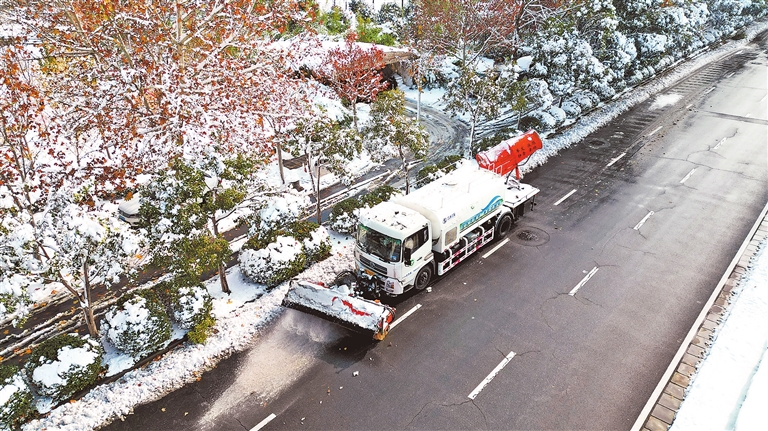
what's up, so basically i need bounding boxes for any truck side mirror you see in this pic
[403,248,412,266]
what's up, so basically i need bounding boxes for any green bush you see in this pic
[25,334,103,403]
[329,197,365,234]
[329,186,401,234]
[356,18,397,46]
[518,115,543,132]
[152,278,215,344]
[417,155,465,183]
[239,236,308,287]
[417,164,440,183]
[0,364,34,429]
[319,6,348,35]
[300,225,332,264]
[187,314,216,345]
[103,290,172,358]
[437,155,463,171]
[361,185,398,207]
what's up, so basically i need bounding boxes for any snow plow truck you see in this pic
[283,130,543,340]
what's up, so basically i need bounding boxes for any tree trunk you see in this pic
[84,304,98,338]
[210,213,231,294]
[83,261,99,337]
[315,163,322,224]
[276,142,285,185]
[352,101,358,132]
[218,262,230,294]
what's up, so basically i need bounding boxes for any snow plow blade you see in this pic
[283,280,395,340]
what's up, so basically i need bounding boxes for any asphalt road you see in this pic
[104,33,768,431]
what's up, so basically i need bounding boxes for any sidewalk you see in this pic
[634,201,768,431]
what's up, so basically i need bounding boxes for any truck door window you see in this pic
[405,227,429,254]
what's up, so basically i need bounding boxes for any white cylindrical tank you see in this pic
[392,163,507,250]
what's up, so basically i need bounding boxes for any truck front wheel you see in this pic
[414,264,433,291]
[495,213,513,238]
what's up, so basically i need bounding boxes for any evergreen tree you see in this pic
[364,90,430,194]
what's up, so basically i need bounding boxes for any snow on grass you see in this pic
[23,233,355,431]
[670,240,768,431]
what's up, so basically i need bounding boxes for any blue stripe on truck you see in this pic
[460,196,503,232]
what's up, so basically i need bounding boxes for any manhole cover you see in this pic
[509,226,550,247]
[587,139,608,149]
[517,230,539,241]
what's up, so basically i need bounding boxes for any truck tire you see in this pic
[413,264,433,291]
[495,213,513,238]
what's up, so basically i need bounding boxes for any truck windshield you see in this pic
[357,224,402,263]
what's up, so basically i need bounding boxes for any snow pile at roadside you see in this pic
[23,235,356,431]
[671,240,768,430]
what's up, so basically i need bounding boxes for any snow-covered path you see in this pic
[670,237,768,430]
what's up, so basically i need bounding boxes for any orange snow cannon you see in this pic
[475,130,542,179]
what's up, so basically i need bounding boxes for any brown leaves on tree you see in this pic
[318,33,389,130]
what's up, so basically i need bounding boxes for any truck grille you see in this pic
[359,255,387,276]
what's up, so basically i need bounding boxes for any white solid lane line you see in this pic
[648,126,663,136]
[554,189,577,206]
[634,210,655,230]
[251,413,276,431]
[606,152,626,167]
[680,168,697,184]
[713,137,726,150]
[569,266,599,296]
[468,350,516,400]
[482,238,509,259]
[389,304,422,330]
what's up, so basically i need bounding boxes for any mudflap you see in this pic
[283,279,395,341]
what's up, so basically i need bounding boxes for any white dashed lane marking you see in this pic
[569,266,599,296]
[554,189,577,206]
[468,350,516,400]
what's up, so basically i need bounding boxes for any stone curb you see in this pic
[634,202,768,431]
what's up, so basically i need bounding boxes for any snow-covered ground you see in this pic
[21,18,768,431]
[24,233,357,431]
[670,239,768,431]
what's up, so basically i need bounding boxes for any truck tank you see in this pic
[392,163,507,251]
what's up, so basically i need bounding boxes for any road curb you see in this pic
[631,200,768,431]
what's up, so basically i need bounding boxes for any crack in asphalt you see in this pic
[234,417,248,431]
[617,243,658,257]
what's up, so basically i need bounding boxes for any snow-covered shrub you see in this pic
[635,33,668,66]
[561,100,582,118]
[523,78,553,109]
[591,81,617,100]
[546,106,567,127]
[25,334,103,403]
[328,198,362,234]
[572,93,595,111]
[0,364,34,429]
[240,236,307,287]
[103,290,172,358]
[418,154,465,182]
[298,224,332,264]
[519,110,556,131]
[328,185,400,234]
[153,279,214,345]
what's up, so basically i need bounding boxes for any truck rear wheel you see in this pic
[495,213,513,238]
[414,264,432,291]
